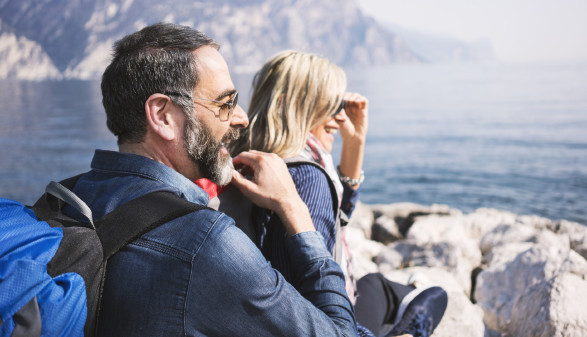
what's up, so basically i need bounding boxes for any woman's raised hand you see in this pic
[337,92,368,144]
[337,92,368,189]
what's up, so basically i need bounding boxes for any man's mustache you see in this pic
[221,128,239,144]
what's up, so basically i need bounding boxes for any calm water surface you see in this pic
[1,63,586,224]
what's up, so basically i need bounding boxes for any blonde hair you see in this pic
[230,50,347,158]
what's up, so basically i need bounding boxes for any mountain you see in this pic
[383,23,496,64]
[0,0,421,80]
[0,19,61,80]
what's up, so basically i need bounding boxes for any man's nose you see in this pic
[230,104,249,128]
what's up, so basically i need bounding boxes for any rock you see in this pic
[480,242,534,266]
[0,27,61,80]
[377,239,474,296]
[479,223,537,255]
[369,202,460,238]
[377,241,457,270]
[507,273,587,337]
[371,215,402,244]
[474,243,587,332]
[553,220,587,260]
[347,201,374,239]
[572,237,587,261]
[0,0,423,80]
[345,226,384,279]
[516,213,557,229]
[490,213,586,260]
[459,208,518,241]
[408,214,483,266]
[530,229,570,249]
[407,215,482,295]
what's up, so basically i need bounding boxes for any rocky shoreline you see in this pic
[346,202,587,337]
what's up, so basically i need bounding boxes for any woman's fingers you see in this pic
[338,92,369,141]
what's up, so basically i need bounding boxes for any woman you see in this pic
[230,50,446,337]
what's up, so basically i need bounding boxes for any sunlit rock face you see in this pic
[0,20,60,80]
[0,0,421,80]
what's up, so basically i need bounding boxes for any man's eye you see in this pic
[220,103,230,111]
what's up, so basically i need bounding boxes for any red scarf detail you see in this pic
[194,178,227,199]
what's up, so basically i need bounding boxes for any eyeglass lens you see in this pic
[332,99,345,117]
[223,92,238,121]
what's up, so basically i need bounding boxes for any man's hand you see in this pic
[230,150,314,236]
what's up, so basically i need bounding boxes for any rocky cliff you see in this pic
[0,19,61,80]
[0,0,420,80]
[348,201,587,337]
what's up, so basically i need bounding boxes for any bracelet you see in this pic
[337,166,365,187]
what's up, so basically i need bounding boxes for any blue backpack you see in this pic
[0,176,207,337]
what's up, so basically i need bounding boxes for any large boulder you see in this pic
[406,215,483,296]
[507,272,587,337]
[376,240,474,296]
[474,243,587,333]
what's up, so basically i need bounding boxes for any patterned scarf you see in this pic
[299,133,357,304]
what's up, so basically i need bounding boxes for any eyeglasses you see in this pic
[332,99,346,117]
[166,91,239,121]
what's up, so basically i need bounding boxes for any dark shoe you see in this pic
[384,286,448,337]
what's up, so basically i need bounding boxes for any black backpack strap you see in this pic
[283,157,340,217]
[283,157,343,264]
[33,174,211,260]
[96,191,210,260]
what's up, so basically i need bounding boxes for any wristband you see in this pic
[337,166,364,187]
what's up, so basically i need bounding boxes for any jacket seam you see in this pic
[131,238,193,262]
[182,212,224,335]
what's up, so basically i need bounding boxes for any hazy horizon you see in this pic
[357,0,587,64]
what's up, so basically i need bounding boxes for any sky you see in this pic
[356,0,587,63]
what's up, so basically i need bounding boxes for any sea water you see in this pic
[0,62,586,225]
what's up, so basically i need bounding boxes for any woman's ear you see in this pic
[145,94,181,141]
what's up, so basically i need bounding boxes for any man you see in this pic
[69,22,356,336]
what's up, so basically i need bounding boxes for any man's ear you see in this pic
[145,94,181,141]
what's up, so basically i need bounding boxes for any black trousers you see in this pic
[354,273,414,337]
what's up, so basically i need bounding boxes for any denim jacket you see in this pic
[66,150,357,337]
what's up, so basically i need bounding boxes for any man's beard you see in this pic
[184,113,239,186]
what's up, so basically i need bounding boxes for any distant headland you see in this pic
[0,0,494,80]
